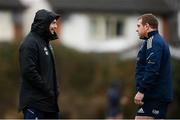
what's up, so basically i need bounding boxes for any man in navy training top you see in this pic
[134,13,173,119]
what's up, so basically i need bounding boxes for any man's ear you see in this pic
[145,23,150,30]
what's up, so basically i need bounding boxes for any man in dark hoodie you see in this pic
[19,9,61,119]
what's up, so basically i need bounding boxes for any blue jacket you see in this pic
[135,30,173,102]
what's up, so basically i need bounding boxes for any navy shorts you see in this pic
[136,100,169,119]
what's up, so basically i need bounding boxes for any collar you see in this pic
[145,30,158,40]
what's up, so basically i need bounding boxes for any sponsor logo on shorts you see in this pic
[152,109,159,115]
[138,108,144,113]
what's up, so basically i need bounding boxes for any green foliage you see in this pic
[0,42,180,118]
[168,59,180,118]
[53,44,137,118]
[0,42,20,118]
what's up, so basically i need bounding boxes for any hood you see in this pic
[31,9,60,42]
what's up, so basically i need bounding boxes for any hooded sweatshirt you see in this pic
[19,9,60,112]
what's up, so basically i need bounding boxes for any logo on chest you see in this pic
[44,47,49,55]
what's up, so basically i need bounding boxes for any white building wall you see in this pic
[0,11,14,42]
[178,11,180,39]
[62,14,140,53]
[62,14,91,51]
[20,0,52,36]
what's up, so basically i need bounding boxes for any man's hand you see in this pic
[134,92,144,105]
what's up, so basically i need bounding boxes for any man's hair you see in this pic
[138,13,158,29]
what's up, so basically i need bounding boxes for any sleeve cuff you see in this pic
[138,87,145,93]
